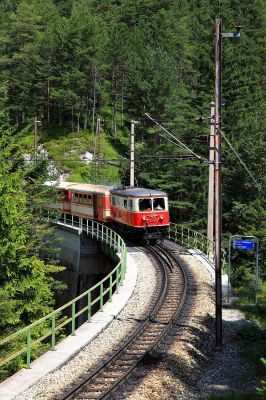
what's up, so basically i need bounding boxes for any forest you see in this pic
[0,0,265,384]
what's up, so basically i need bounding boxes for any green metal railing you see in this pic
[0,216,127,371]
[168,223,226,270]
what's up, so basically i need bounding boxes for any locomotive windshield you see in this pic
[138,197,165,211]
[153,198,165,210]
[138,198,152,211]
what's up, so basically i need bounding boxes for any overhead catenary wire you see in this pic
[145,113,208,163]
[218,128,262,193]
[158,133,194,152]
[156,136,198,160]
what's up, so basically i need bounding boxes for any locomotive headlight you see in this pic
[142,216,146,221]
[159,215,164,220]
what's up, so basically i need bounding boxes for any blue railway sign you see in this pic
[228,235,259,304]
[233,239,255,251]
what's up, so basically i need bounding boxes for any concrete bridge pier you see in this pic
[56,225,114,326]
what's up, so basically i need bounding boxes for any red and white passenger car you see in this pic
[54,182,114,223]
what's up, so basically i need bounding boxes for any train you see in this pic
[50,181,170,244]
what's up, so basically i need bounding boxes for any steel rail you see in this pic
[57,244,187,400]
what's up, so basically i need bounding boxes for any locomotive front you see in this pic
[110,187,169,244]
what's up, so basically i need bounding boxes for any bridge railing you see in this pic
[168,223,226,270]
[0,216,127,373]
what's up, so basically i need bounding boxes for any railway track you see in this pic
[57,244,187,400]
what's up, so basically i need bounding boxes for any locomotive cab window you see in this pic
[153,198,165,210]
[128,199,133,210]
[138,198,152,211]
[123,199,127,209]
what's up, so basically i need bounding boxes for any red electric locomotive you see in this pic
[110,187,169,243]
[50,182,169,243]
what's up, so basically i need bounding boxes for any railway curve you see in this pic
[56,244,187,400]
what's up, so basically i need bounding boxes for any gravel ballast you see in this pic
[16,241,259,400]
[116,241,260,399]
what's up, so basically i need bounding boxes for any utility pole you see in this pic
[207,101,215,256]
[214,17,223,348]
[34,116,41,160]
[130,120,139,187]
[214,17,241,347]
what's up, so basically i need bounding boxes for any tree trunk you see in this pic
[84,95,89,130]
[77,113,80,134]
[91,66,97,135]
[112,65,118,139]
[120,73,124,127]
[71,106,74,132]
[47,79,50,124]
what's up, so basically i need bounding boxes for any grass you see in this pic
[203,296,266,400]
[18,123,130,184]
[237,303,266,330]
[233,302,266,379]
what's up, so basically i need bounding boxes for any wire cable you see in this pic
[145,113,208,163]
[218,128,262,193]
[158,133,194,152]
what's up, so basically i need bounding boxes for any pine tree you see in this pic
[0,82,61,335]
[0,1,43,124]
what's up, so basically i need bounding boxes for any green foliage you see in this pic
[258,283,266,306]
[237,324,266,377]
[0,80,65,380]
[257,358,266,397]
[0,0,263,274]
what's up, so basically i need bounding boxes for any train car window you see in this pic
[83,195,87,205]
[124,199,127,209]
[111,195,115,206]
[75,193,79,203]
[88,195,92,206]
[128,199,133,210]
[138,198,152,211]
[98,197,102,208]
[64,191,69,201]
[153,198,165,210]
